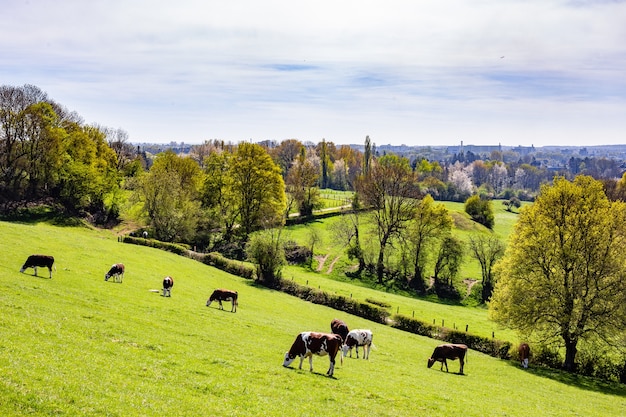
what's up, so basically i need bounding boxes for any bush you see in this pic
[464,195,494,229]
[283,240,311,265]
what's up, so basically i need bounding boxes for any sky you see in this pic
[2,0,626,147]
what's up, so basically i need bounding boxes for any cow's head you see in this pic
[283,352,295,367]
[427,358,436,368]
[105,273,110,281]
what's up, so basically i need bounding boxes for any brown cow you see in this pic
[283,332,343,377]
[519,343,530,368]
[427,343,468,374]
[206,289,238,312]
[20,255,55,278]
[330,318,349,343]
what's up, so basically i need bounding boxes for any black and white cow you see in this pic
[427,343,468,374]
[283,332,343,377]
[206,289,238,312]
[162,276,174,297]
[342,329,373,359]
[20,255,55,278]
[330,318,349,343]
[105,263,125,283]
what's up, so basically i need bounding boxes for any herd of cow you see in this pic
[18,254,239,309]
[19,254,532,378]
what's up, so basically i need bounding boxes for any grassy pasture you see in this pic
[1,220,625,416]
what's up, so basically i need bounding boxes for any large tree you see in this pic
[139,151,203,242]
[406,194,453,293]
[228,142,286,238]
[490,176,626,372]
[357,154,419,284]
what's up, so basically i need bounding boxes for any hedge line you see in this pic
[276,279,390,325]
[122,236,190,255]
[391,314,512,359]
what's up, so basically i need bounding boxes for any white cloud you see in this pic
[1,0,625,145]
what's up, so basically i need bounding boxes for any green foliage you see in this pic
[246,229,286,285]
[490,176,626,372]
[464,195,495,229]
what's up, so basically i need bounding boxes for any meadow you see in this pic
[1,219,625,416]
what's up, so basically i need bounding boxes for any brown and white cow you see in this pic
[206,289,238,312]
[283,332,343,377]
[20,255,55,278]
[519,343,530,369]
[162,276,174,297]
[342,329,373,359]
[330,319,349,343]
[427,343,468,374]
[105,263,125,283]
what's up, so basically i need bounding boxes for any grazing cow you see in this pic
[427,343,468,374]
[283,332,343,377]
[519,343,530,369]
[330,319,349,343]
[105,263,125,283]
[206,289,238,312]
[342,329,373,359]
[20,255,55,278]
[142,231,148,239]
[162,276,174,297]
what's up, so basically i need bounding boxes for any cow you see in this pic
[519,343,530,369]
[206,289,238,312]
[283,332,343,377]
[20,255,55,278]
[330,319,349,343]
[105,263,125,283]
[342,329,373,359]
[162,276,174,297]
[427,343,468,374]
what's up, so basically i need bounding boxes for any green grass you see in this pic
[1,220,625,416]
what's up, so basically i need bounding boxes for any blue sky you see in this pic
[2,0,625,147]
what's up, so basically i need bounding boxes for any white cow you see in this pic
[342,329,373,359]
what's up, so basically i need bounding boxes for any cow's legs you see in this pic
[298,356,305,370]
[356,345,360,358]
[327,359,335,376]
[33,266,38,276]
[218,300,224,310]
[308,356,314,372]
[459,358,464,374]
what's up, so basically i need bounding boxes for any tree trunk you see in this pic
[563,337,578,372]
[376,249,385,284]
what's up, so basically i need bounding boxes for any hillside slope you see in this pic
[1,221,624,416]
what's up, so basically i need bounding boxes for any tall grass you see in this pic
[1,220,625,416]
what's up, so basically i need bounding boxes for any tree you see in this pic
[490,176,626,372]
[138,151,203,242]
[286,147,321,216]
[246,228,286,286]
[357,154,419,284]
[502,197,521,212]
[468,234,504,303]
[464,195,494,229]
[228,142,286,238]
[406,195,453,293]
[432,235,464,299]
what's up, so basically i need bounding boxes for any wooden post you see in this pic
[465,324,469,332]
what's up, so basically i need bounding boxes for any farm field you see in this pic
[1,220,625,416]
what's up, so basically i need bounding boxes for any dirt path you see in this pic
[315,255,329,272]
[325,256,341,274]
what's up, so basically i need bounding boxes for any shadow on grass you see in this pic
[504,360,626,397]
[0,205,84,227]
[282,366,338,379]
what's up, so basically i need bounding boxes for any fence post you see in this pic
[442,319,444,327]
[465,324,469,332]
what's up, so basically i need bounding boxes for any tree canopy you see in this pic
[490,176,626,371]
